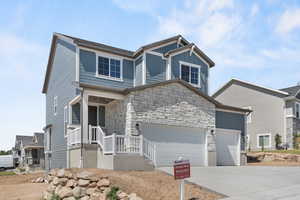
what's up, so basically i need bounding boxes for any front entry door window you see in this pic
[88,106,98,126]
[88,105,106,127]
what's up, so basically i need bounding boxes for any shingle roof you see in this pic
[212,79,289,99]
[279,85,300,96]
[15,133,44,149]
[80,79,251,113]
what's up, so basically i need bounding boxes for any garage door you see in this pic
[216,128,240,166]
[141,124,207,167]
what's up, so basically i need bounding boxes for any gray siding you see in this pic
[171,51,209,94]
[134,56,143,86]
[215,83,286,150]
[153,42,178,54]
[79,49,134,89]
[45,39,77,169]
[146,53,166,84]
[216,111,246,151]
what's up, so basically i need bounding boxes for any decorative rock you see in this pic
[63,197,76,200]
[57,186,73,199]
[90,192,106,200]
[77,171,93,180]
[66,179,77,187]
[129,193,142,200]
[73,187,82,198]
[80,196,90,200]
[117,191,128,199]
[88,182,97,188]
[43,191,52,200]
[53,177,60,186]
[65,170,74,179]
[97,179,110,187]
[55,185,62,195]
[78,179,90,187]
[47,184,56,193]
[57,169,66,178]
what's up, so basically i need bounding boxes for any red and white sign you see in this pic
[173,159,190,180]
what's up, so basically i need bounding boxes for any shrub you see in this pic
[106,186,119,200]
[50,193,61,200]
[275,134,282,150]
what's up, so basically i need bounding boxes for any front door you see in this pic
[88,106,98,126]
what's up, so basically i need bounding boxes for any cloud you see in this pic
[0,33,46,81]
[250,4,259,16]
[111,0,160,15]
[276,8,300,35]
[208,0,234,11]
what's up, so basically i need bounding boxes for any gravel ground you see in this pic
[247,161,300,166]
[0,169,223,200]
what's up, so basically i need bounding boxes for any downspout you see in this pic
[79,87,84,168]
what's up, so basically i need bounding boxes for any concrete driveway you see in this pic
[159,166,300,200]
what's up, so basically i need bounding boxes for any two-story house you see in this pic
[42,33,250,170]
[213,79,300,151]
[14,133,45,169]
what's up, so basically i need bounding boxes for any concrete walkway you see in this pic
[159,166,300,200]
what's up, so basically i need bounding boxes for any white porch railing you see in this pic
[143,138,156,166]
[69,125,157,165]
[67,127,81,146]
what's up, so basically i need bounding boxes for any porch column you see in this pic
[82,91,89,144]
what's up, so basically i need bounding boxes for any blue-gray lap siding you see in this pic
[171,51,209,95]
[215,111,246,151]
[45,39,77,169]
[153,42,179,54]
[79,49,134,89]
[134,56,143,86]
[146,53,166,84]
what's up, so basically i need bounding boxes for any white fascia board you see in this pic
[232,78,289,96]
[84,88,125,100]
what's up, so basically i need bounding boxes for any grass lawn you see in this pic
[251,150,300,155]
[0,171,16,176]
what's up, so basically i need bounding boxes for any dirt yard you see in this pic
[0,172,47,200]
[248,161,300,166]
[0,169,223,200]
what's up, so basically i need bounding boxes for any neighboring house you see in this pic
[42,33,250,170]
[213,79,300,151]
[14,133,45,169]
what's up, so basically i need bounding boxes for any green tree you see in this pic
[275,134,282,150]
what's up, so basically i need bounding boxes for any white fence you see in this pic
[68,125,157,165]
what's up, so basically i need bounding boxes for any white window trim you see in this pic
[295,102,300,119]
[95,52,123,82]
[53,96,58,116]
[179,61,201,88]
[257,133,271,148]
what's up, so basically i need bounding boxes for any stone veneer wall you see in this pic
[105,99,127,135]
[126,83,216,136]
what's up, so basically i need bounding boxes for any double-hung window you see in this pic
[257,134,271,148]
[97,55,122,80]
[295,103,300,119]
[180,61,201,87]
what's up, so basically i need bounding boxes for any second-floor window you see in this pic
[180,61,200,87]
[97,56,122,80]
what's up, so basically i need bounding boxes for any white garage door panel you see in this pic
[216,129,240,166]
[141,124,207,167]
[156,143,206,166]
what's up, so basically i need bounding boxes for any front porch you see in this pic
[66,88,157,169]
[22,147,45,168]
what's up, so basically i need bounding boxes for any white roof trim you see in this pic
[232,78,289,95]
[214,78,289,97]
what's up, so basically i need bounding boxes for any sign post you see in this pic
[174,158,190,200]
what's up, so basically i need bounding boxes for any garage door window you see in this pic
[257,134,271,148]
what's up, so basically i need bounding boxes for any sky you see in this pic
[0,0,300,150]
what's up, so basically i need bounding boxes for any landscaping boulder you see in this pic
[57,186,73,199]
